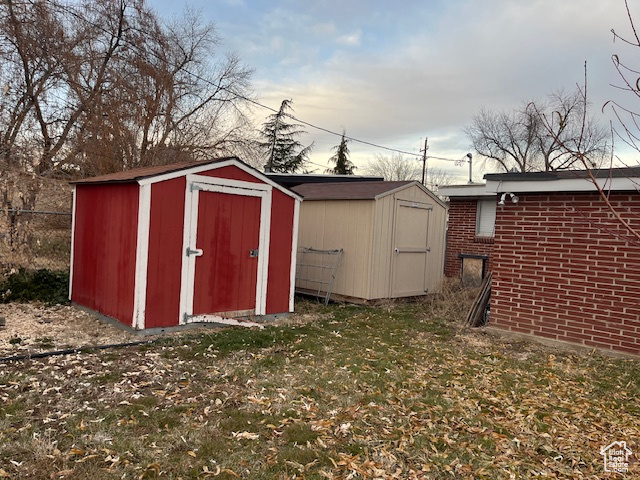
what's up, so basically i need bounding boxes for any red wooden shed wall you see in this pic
[142,164,295,328]
[490,192,640,355]
[266,189,295,314]
[71,184,138,326]
[198,166,294,315]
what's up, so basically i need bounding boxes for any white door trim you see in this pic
[132,183,152,329]
[179,177,272,324]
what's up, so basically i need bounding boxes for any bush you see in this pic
[0,268,69,305]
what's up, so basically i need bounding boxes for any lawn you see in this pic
[0,296,638,479]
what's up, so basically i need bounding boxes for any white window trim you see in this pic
[475,198,496,237]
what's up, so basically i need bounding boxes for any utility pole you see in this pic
[466,153,473,183]
[420,137,429,186]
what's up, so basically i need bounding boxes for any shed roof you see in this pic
[266,173,384,189]
[71,157,236,184]
[291,181,416,200]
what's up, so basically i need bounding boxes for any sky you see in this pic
[150,0,640,182]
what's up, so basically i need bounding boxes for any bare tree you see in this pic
[425,166,456,191]
[363,153,420,181]
[607,0,640,160]
[0,0,255,178]
[465,89,609,173]
[0,0,255,267]
[541,82,640,244]
[69,3,255,175]
[363,153,454,190]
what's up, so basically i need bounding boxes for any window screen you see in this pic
[476,198,496,237]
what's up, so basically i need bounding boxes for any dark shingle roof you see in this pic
[291,181,414,200]
[266,173,384,189]
[70,157,237,184]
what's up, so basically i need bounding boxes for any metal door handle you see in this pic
[186,247,203,257]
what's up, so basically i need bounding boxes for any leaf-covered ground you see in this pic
[0,300,638,479]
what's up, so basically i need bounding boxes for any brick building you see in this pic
[440,168,640,356]
[439,183,496,282]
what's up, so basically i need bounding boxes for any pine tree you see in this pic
[326,130,356,174]
[259,99,313,173]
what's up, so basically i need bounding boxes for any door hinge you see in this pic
[190,183,202,192]
[186,247,204,257]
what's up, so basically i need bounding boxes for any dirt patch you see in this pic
[0,302,331,359]
[0,303,140,357]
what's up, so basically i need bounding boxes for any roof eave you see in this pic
[438,184,493,197]
[486,176,640,193]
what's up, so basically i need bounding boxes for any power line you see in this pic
[44,0,432,160]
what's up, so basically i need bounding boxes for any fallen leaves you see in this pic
[231,431,260,441]
[0,302,638,479]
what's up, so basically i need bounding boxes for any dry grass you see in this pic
[0,299,638,479]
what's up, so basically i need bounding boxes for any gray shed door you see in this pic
[391,199,431,297]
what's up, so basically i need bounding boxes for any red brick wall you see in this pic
[490,192,640,355]
[445,198,495,277]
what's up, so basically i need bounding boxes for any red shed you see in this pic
[69,157,300,332]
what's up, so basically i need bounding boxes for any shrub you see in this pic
[0,268,69,305]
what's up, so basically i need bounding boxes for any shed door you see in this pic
[391,199,432,297]
[181,177,272,323]
[193,192,261,316]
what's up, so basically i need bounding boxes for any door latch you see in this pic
[186,247,204,257]
[249,249,259,258]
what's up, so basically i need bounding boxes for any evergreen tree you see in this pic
[259,99,313,173]
[326,130,356,174]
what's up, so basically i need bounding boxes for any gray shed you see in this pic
[291,180,447,302]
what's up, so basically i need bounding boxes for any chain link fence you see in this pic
[0,172,72,276]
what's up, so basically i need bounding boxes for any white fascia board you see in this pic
[137,158,302,201]
[373,182,416,200]
[189,174,271,193]
[438,184,492,197]
[374,181,448,208]
[485,176,640,194]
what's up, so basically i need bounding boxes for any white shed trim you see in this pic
[289,198,301,312]
[132,183,151,330]
[136,158,301,201]
[68,186,77,301]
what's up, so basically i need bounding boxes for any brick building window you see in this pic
[475,198,496,237]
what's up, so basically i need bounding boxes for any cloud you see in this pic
[336,31,361,47]
[190,0,635,171]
